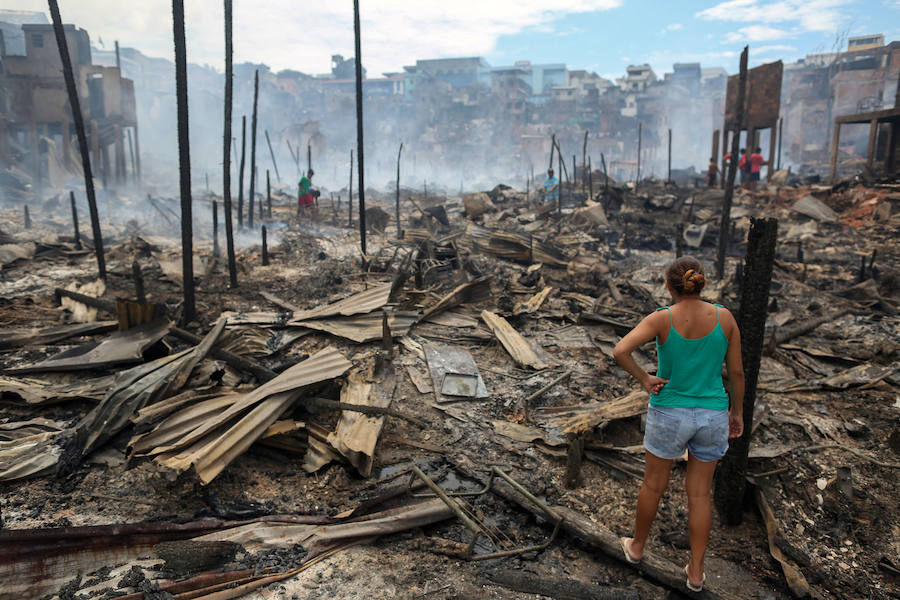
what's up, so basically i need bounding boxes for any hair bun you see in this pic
[682,269,706,295]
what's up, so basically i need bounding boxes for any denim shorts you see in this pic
[643,405,729,462]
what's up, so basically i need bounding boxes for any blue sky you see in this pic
[5,1,900,79]
[487,1,900,79]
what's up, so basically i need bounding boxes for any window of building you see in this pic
[32,34,44,48]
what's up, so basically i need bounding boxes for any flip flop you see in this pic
[684,564,706,593]
[620,537,641,564]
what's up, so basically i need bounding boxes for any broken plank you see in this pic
[513,286,554,316]
[480,310,552,370]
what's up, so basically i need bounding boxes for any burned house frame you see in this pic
[0,22,139,192]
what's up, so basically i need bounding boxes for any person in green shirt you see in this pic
[613,256,745,593]
[298,169,315,213]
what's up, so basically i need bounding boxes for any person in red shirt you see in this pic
[749,147,766,191]
[737,149,748,188]
[707,158,719,188]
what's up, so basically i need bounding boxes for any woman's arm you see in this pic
[722,309,745,438]
[613,312,668,394]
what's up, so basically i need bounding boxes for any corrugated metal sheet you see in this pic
[297,311,419,344]
[463,223,570,267]
[4,319,172,374]
[151,348,352,484]
[289,283,392,323]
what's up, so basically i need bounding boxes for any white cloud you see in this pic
[724,24,791,42]
[7,0,622,75]
[754,44,798,53]
[696,0,855,34]
[664,23,684,32]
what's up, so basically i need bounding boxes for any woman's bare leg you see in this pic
[685,453,718,585]
[629,451,674,558]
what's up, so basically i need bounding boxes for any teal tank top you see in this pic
[650,304,729,410]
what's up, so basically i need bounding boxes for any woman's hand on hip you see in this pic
[641,375,668,395]
[728,409,744,438]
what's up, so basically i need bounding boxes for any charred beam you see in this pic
[49,0,106,281]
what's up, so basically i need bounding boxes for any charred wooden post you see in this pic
[353,0,367,256]
[777,116,783,171]
[257,166,263,221]
[172,0,195,323]
[212,200,220,258]
[222,0,237,288]
[286,139,297,176]
[23,205,31,229]
[381,309,393,359]
[582,130,588,193]
[248,70,259,229]
[132,260,146,304]
[636,122,642,186]
[588,156,593,200]
[261,226,269,266]
[676,222,684,258]
[307,142,311,173]
[572,154,576,200]
[238,115,246,228]
[266,169,271,219]
[126,128,138,184]
[565,432,584,489]
[716,46,749,280]
[348,149,354,227]
[548,133,555,170]
[557,149,562,217]
[667,128,672,184]
[264,130,280,182]
[714,216,778,525]
[49,0,106,281]
[395,142,403,239]
[857,254,867,282]
[205,172,209,192]
[69,191,81,249]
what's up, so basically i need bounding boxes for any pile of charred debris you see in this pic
[0,171,898,600]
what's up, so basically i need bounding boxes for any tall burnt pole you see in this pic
[48,0,105,281]
[395,142,403,239]
[172,0,195,322]
[582,130,588,193]
[222,0,237,287]
[238,116,246,228]
[716,46,749,280]
[353,0,367,256]
[714,217,778,525]
[248,70,259,229]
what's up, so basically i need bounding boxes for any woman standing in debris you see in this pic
[613,256,744,593]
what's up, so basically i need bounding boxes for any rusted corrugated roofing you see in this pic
[297,311,420,344]
[288,282,392,322]
[150,347,352,484]
[463,223,570,267]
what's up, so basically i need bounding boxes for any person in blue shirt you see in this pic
[543,168,559,205]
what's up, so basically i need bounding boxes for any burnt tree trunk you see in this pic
[716,46,749,279]
[248,69,259,229]
[223,0,237,287]
[172,0,195,323]
[353,0,367,256]
[49,0,105,281]
[714,216,778,525]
